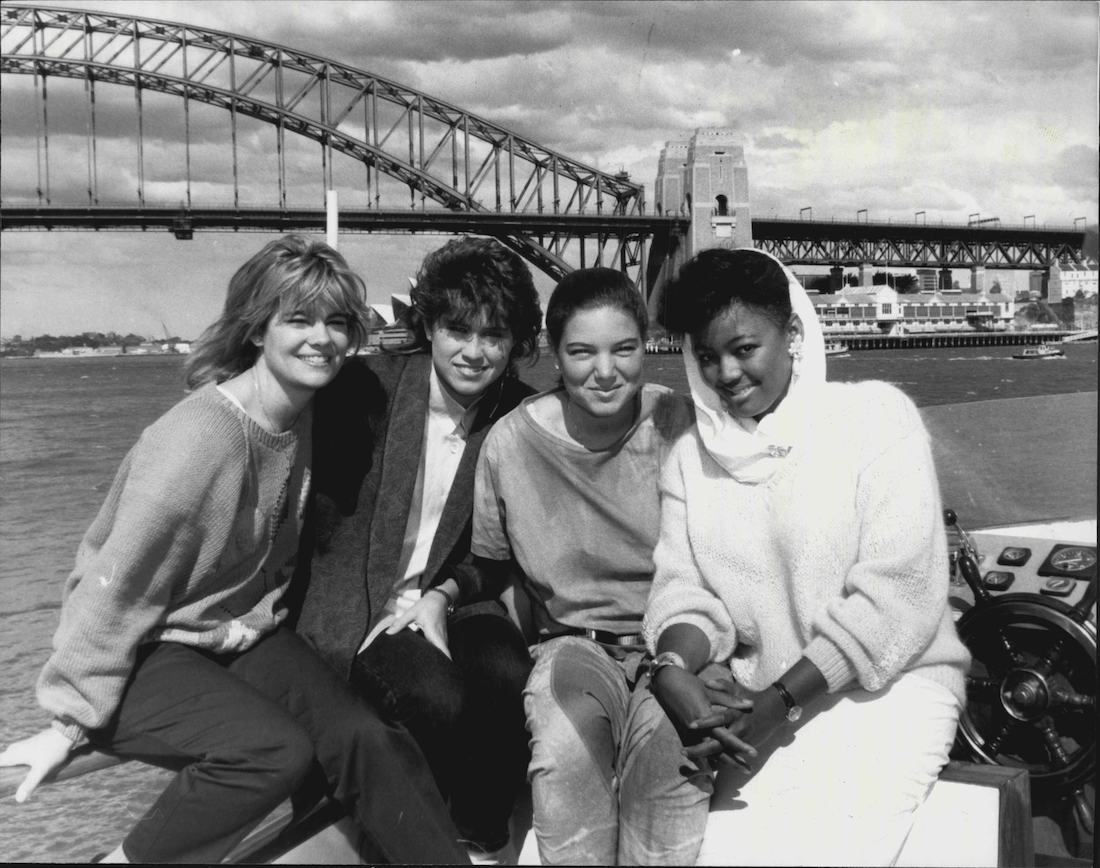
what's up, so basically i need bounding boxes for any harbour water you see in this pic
[0,343,1097,861]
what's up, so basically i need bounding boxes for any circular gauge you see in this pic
[983,571,1015,590]
[1050,548,1097,573]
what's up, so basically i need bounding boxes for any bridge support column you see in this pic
[830,267,845,292]
[858,263,873,287]
[652,128,753,317]
[939,268,953,291]
[970,265,986,293]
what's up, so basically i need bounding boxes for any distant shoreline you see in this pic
[0,351,189,361]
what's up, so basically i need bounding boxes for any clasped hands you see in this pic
[651,667,787,773]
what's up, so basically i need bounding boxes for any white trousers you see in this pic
[697,673,961,867]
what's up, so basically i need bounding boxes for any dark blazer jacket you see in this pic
[289,352,534,677]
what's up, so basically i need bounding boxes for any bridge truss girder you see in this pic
[0,4,655,283]
[752,219,1092,270]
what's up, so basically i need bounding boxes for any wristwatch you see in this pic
[772,680,802,723]
[650,651,688,680]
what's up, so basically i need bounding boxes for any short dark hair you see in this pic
[660,248,792,336]
[545,267,648,352]
[403,237,543,367]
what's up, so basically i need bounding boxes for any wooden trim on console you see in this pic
[940,761,1034,868]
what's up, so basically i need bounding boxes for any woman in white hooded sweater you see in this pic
[644,248,971,867]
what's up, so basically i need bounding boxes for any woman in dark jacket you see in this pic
[292,236,544,861]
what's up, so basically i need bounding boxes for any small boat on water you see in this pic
[1012,342,1065,360]
[825,341,850,356]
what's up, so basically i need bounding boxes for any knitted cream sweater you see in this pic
[37,385,311,744]
[644,380,969,703]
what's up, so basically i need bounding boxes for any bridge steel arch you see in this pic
[1,4,684,284]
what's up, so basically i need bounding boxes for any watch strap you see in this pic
[772,680,803,723]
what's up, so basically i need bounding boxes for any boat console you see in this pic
[945,510,1096,857]
[946,518,1097,616]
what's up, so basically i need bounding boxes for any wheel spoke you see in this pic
[992,628,1025,669]
[1032,640,1064,678]
[1035,715,1071,767]
[965,675,1001,700]
[984,717,1017,756]
[1049,688,1095,709]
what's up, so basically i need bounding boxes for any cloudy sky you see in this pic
[1,0,1097,340]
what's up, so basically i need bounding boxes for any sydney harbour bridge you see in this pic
[1,4,1093,300]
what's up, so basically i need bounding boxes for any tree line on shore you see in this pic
[0,332,185,356]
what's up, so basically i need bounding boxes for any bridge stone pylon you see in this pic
[648,128,754,317]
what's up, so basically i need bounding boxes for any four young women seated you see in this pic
[0,237,968,866]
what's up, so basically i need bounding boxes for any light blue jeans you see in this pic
[524,637,713,865]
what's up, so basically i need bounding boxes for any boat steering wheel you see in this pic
[945,509,1096,837]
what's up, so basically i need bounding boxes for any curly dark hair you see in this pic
[545,268,647,352]
[400,237,543,368]
[660,248,791,337]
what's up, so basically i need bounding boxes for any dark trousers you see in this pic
[93,627,468,864]
[352,605,533,851]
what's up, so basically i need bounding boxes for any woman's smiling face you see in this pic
[556,304,645,423]
[692,302,801,421]
[258,308,351,395]
[429,307,514,407]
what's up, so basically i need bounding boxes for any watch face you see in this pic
[1038,544,1098,580]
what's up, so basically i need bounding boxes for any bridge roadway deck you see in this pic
[0,206,689,237]
[753,217,1083,245]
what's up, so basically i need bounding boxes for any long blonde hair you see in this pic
[184,235,370,389]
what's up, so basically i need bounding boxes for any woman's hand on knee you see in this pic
[0,727,75,802]
[386,594,451,659]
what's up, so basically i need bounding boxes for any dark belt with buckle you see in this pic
[537,627,645,647]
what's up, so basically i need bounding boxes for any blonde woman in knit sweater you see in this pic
[644,248,971,867]
[0,236,469,865]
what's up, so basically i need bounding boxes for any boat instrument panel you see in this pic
[947,531,1097,616]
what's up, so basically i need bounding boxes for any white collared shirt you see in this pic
[358,365,480,653]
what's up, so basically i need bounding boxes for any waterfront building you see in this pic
[1028,263,1097,302]
[809,285,1015,335]
[1044,263,1099,302]
[916,269,939,292]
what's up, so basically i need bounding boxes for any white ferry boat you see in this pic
[824,341,850,356]
[1012,342,1065,360]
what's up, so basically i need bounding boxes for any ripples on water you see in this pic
[0,344,1096,860]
